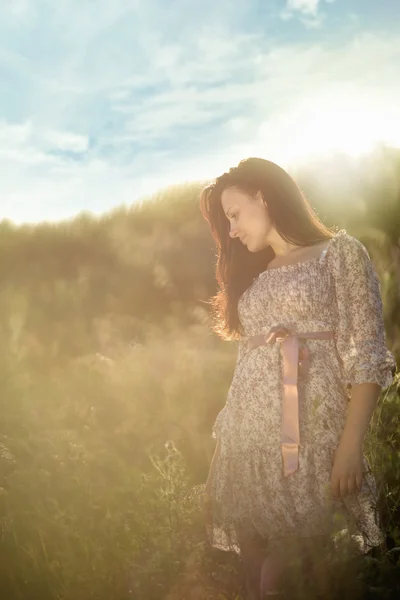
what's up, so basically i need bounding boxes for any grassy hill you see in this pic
[1,149,400,599]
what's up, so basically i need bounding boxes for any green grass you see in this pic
[1,318,399,600]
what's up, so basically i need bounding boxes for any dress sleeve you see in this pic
[211,337,247,439]
[328,233,397,390]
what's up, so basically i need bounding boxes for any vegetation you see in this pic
[1,146,400,599]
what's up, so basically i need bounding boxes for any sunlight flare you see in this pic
[257,89,400,166]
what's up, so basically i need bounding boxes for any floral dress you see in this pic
[208,230,397,555]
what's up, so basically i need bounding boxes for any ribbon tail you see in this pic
[282,443,299,476]
[281,336,300,477]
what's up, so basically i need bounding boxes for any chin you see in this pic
[244,239,254,251]
[247,240,264,253]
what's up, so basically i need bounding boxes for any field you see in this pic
[1,149,400,599]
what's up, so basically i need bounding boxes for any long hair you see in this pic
[199,157,338,341]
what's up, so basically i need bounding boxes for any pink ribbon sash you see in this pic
[246,327,335,477]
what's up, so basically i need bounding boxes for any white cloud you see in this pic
[0,1,399,223]
[0,121,32,145]
[281,0,336,26]
[286,0,321,16]
[42,131,89,153]
[7,0,32,18]
[0,120,88,157]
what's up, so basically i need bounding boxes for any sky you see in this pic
[1,0,400,224]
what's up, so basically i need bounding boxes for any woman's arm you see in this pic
[331,382,381,499]
[340,382,381,446]
[328,233,396,498]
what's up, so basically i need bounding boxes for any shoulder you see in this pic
[326,229,371,267]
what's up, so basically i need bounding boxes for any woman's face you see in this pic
[220,186,273,253]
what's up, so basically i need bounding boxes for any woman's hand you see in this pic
[330,437,364,499]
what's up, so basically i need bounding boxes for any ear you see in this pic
[255,190,268,210]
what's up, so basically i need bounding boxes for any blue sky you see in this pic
[1,0,400,224]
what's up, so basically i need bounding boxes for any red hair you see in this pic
[199,157,337,340]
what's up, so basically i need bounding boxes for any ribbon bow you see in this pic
[247,326,335,477]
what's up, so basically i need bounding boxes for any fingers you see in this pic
[340,476,348,498]
[347,476,356,496]
[331,474,364,499]
[265,326,290,344]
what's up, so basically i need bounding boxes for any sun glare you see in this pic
[257,90,400,167]
[139,90,400,200]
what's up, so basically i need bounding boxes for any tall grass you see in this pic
[1,313,400,599]
[1,151,400,598]
[0,316,239,599]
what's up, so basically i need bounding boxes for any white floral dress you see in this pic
[208,230,397,555]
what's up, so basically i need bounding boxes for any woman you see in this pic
[199,157,397,598]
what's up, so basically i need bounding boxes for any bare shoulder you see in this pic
[268,238,334,269]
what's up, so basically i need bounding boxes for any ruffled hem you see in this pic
[349,361,397,390]
[208,442,385,555]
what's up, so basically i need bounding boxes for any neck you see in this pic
[271,242,303,258]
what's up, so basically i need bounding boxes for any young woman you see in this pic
[199,157,397,598]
